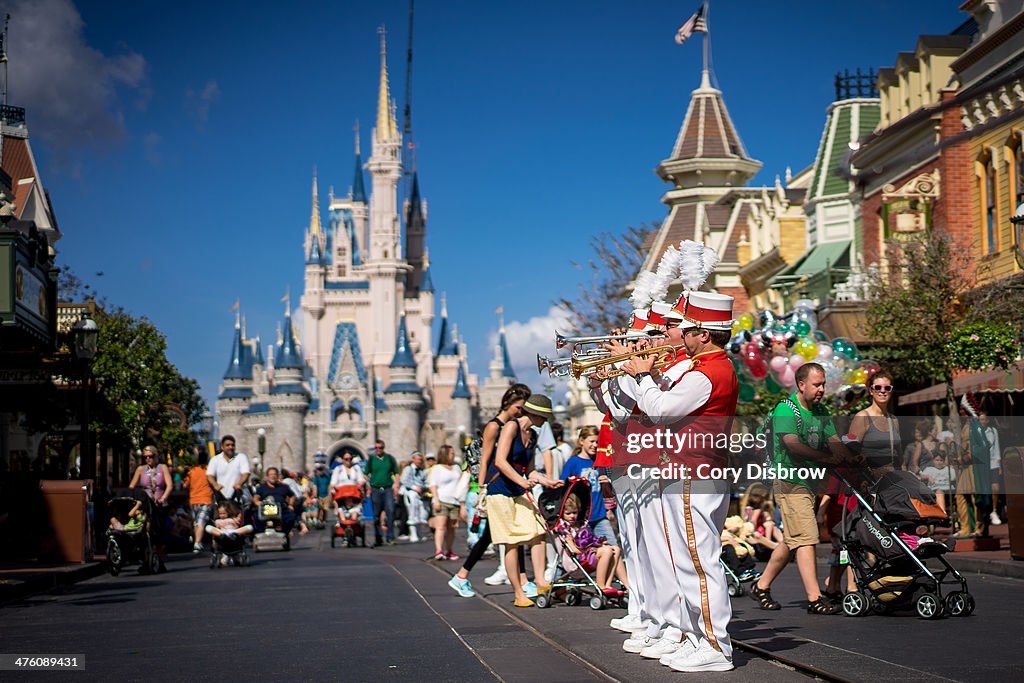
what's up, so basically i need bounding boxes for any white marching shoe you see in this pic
[667,640,734,673]
[623,632,660,654]
[640,638,681,659]
[660,637,696,666]
[609,613,643,633]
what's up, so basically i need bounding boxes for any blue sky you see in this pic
[12,0,968,410]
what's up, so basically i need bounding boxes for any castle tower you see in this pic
[383,312,424,457]
[479,310,516,417]
[269,296,309,472]
[450,359,474,441]
[404,171,427,294]
[365,28,410,371]
[217,309,254,442]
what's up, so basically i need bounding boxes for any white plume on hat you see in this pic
[629,270,659,309]
[677,240,720,291]
[653,245,679,303]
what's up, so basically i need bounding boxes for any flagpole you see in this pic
[701,0,710,88]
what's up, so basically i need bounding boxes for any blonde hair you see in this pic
[563,493,582,515]
[739,483,774,517]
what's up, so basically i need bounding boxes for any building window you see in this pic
[985,158,997,255]
[1015,135,1024,209]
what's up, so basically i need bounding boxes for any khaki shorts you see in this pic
[486,494,545,545]
[435,501,461,521]
[774,480,819,549]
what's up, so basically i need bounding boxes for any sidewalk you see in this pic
[0,560,106,604]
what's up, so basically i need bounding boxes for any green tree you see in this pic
[866,231,1022,418]
[555,223,655,335]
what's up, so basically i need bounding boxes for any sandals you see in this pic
[749,584,781,610]
[807,596,842,615]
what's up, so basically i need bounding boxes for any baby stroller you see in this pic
[720,516,761,597]
[533,477,627,611]
[331,485,366,548]
[833,469,973,619]
[106,488,159,576]
[253,495,291,552]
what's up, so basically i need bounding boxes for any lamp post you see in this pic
[72,313,99,483]
[1012,201,1024,270]
[257,428,266,477]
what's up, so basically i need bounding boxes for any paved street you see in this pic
[0,528,1021,682]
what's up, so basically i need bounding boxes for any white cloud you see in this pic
[488,305,572,386]
[185,79,220,126]
[2,0,148,159]
[142,131,161,165]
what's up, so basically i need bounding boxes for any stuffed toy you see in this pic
[721,515,757,558]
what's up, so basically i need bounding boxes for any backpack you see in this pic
[752,397,803,469]
[463,432,484,481]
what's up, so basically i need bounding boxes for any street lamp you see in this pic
[1012,201,1024,270]
[72,313,99,483]
[257,428,266,476]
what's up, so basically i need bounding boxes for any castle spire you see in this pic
[496,307,515,379]
[375,27,398,144]
[451,359,472,399]
[420,247,434,293]
[352,120,366,203]
[275,292,303,369]
[309,167,323,242]
[389,312,417,369]
[224,311,252,380]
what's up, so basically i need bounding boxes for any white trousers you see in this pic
[660,477,732,658]
[403,489,428,526]
[635,475,683,641]
[611,469,644,620]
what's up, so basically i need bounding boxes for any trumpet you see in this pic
[569,345,677,380]
[555,331,664,350]
[536,355,574,378]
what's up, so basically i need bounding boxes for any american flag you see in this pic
[675,5,707,45]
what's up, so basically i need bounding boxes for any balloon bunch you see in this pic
[727,299,883,407]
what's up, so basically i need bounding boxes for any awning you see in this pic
[899,361,1024,406]
[769,239,851,284]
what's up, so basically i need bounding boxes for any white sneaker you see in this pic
[640,638,680,659]
[609,613,643,633]
[623,634,660,654]
[661,638,697,666]
[668,641,734,673]
[484,568,510,586]
[544,565,557,583]
[990,512,1003,526]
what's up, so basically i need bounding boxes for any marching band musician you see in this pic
[589,307,662,638]
[619,290,739,673]
[594,301,696,662]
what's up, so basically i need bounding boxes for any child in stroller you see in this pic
[331,484,366,548]
[206,500,254,567]
[833,469,974,619]
[720,515,760,596]
[106,488,159,576]
[536,477,628,610]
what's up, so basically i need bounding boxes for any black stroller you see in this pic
[833,469,974,619]
[106,488,160,576]
[532,477,627,610]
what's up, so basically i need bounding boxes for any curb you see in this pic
[0,562,106,605]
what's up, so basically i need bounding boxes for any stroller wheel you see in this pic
[842,591,870,617]
[535,594,551,609]
[727,580,740,597]
[107,540,122,576]
[565,590,581,607]
[945,591,975,617]
[209,553,219,569]
[589,595,606,611]
[915,592,944,620]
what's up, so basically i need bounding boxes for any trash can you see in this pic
[1004,448,1024,561]
[38,480,93,563]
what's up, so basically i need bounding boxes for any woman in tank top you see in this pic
[129,444,174,571]
[906,419,940,475]
[849,370,901,477]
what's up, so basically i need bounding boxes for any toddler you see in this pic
[205,501,254,539]
[555,493,629,595]
[920,452,956,513]
[110,500,146,532]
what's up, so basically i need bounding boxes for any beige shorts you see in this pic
[435,501,461,521]
[774,480,819,550]
[486,494,545,545]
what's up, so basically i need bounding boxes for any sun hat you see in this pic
[522,394,553,417]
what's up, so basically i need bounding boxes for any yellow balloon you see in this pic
[738,313,755,331]
[731,321,741,336]
[797,342,817,361]
[851,368,868,385]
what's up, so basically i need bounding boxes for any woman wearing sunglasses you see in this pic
[849,370,901,477]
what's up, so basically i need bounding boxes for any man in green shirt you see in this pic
[365,438,400,546]
[749,362,856,615]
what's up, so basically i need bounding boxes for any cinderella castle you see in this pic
[215,33,517,473]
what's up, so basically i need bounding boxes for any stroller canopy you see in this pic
[873,470,946,523]
[537,477,591,527]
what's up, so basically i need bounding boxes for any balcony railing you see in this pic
[1,104,26,126]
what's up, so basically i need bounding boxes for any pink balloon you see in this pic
[780,366,796,388]
[788,354,806,370]
[769,356,788,372]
